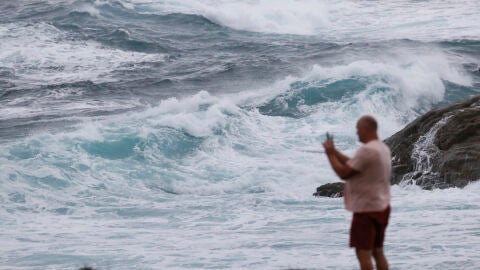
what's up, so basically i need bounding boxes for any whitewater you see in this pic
[0,0,479,269]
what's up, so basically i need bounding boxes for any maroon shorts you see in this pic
[350,205,391,250]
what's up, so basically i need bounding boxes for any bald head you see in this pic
[358,115,378,131]
[356,115,379,143]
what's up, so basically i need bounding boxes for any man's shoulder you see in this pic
[364,140,391,156]
[365,140,389,150]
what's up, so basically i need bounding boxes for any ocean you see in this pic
[0,0,479,269]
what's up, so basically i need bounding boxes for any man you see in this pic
[322,115,391,270]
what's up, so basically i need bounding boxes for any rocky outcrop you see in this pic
[313,182,344,197]
[385,95,480,189]
[79,267,96,270]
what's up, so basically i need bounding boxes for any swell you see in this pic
[51,10,222,53]
[0,1,67,23]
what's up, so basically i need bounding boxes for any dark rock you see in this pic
[313,182,344,197]
[384,95,480,189]
[79,266,96,270]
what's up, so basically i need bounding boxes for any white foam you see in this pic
[74,1,102,17]
[0,22,165,85]
[128,0,332,35]
[411,115,452,174]
[0,22,163,122]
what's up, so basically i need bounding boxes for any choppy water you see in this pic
[1,0,479,269]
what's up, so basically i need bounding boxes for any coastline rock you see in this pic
[79,267,96,270]
[384,95,480,189]
[313,182,344,197]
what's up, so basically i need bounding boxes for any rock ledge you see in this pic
[385,95,480,189]
[313,182,344,197]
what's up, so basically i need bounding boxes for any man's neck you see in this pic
[364,134,379,143]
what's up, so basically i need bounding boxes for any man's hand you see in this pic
[322,138,357,180]
[322,139,335,156]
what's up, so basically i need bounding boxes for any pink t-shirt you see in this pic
[345,140,391,213]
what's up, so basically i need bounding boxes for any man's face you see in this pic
[356,121,367,143]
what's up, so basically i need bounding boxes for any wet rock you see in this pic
[384,95,480,189]
[313,182,344,197]
[79,267,96,270]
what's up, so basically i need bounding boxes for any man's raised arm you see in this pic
[323,140,357,180]
[333,148,350,165]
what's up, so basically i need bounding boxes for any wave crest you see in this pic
[128,0,480,40]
